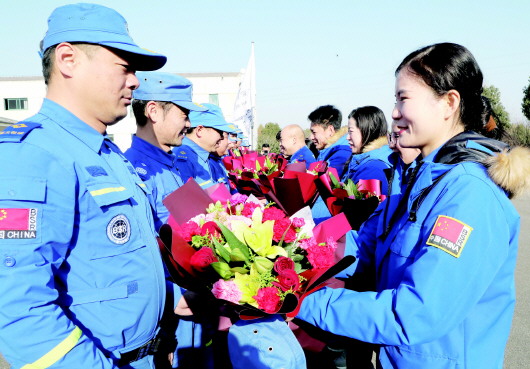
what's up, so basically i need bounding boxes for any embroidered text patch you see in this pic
[426,215,473,258]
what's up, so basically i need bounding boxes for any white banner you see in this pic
[233,42,256,146]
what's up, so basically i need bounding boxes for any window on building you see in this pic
[4,98,28,110]
[208,94,219,106]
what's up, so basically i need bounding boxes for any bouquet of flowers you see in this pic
[224,153,320,216]
[318,172,386,230]
[159,180,354,317]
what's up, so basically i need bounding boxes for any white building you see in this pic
[0,72,243,151]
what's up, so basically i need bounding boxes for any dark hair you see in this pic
[308,105,342,130]
[275,130,282,141]
[396,42,485,132]
[41,43,100,85]
[262,143,270,148]
[132,100,174,127]
[348,106,388,149]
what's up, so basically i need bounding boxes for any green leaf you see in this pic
[211,262,234,279]
[211,235,231,263]
[217,222,252,262]
[329,172,340,189]
[230,267,249,274]
[230,248,248,262]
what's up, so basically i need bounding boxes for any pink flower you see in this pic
[190,247,218,271]
[263,207,286,222]
[306,244,335,269]
[241,202,260,217]
[274,256,295,273]
[273,218,297,243]
[273,269,300,292]
[212,279,242,305]
[253,287,281,313]
[230,193,249,205]
[292,217,305,228]
[299,237,317,250]
[180,221,201,242]
[325,236,338,251]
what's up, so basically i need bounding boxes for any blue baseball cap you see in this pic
[189,103,239,133]
[228,315,306,369]
[40,3,166,71]
[133,72,206,112]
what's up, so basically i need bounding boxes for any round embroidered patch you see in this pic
[136,167,147,176]
[107,214,131,244]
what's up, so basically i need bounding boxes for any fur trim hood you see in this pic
[434,131,530,198]
[362,136,389,153]
[324,126,349,148]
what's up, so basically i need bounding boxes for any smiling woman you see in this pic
[296,42,530,369]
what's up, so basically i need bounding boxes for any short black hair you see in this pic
[308,105,342,130]
[131,100,175,127]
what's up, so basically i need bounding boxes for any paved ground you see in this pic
[1,194,529,369]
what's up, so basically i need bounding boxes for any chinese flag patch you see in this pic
[0,208,38,239]
[426,215,473,258]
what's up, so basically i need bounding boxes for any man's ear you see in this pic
[54,42,78,78]
[144,101,161,123]
[326,125,336,137]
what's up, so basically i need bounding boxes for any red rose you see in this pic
[306,244,335,269]
[273,269,300,292]
[190,247,218,271]
[200,221,221,238]
[180,221,201,242]
[274,256,295,273]
[253,286,282,313]
[263,207,286,222]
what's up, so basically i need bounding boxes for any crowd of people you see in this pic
[0,3,529,369]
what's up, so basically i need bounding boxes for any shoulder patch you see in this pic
[426,215,473,258]
[0,122,42,142]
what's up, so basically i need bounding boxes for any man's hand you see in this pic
[174,296,193,316]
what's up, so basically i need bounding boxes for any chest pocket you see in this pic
[86,181,145,260]
[389,222,423,259]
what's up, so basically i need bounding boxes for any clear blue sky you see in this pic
[1,0,529,128]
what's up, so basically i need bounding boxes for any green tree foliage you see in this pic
[482,85,511,132]
[505,123,530,147]
[257,122,281,153]
[522,77,530,121]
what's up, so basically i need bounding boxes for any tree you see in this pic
[522,77,530,121]
[482,85,511,132]
[256,122,281,153]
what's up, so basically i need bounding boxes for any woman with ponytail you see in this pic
[296,43,530,368]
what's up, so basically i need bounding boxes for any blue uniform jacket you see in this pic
[298,138,520,368]
[342,145,393,196]
[124,136,211,369]
[124,135,189,231]
[209,153,233,192]
[288,145,316,169]
[0,99,166,368]
[317,133,351,178]
[177,137,216,189]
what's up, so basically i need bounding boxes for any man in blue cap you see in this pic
[125,72,206,231]
[177,104,238,189]
[125,72,218,369]
[0,4,174,369]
